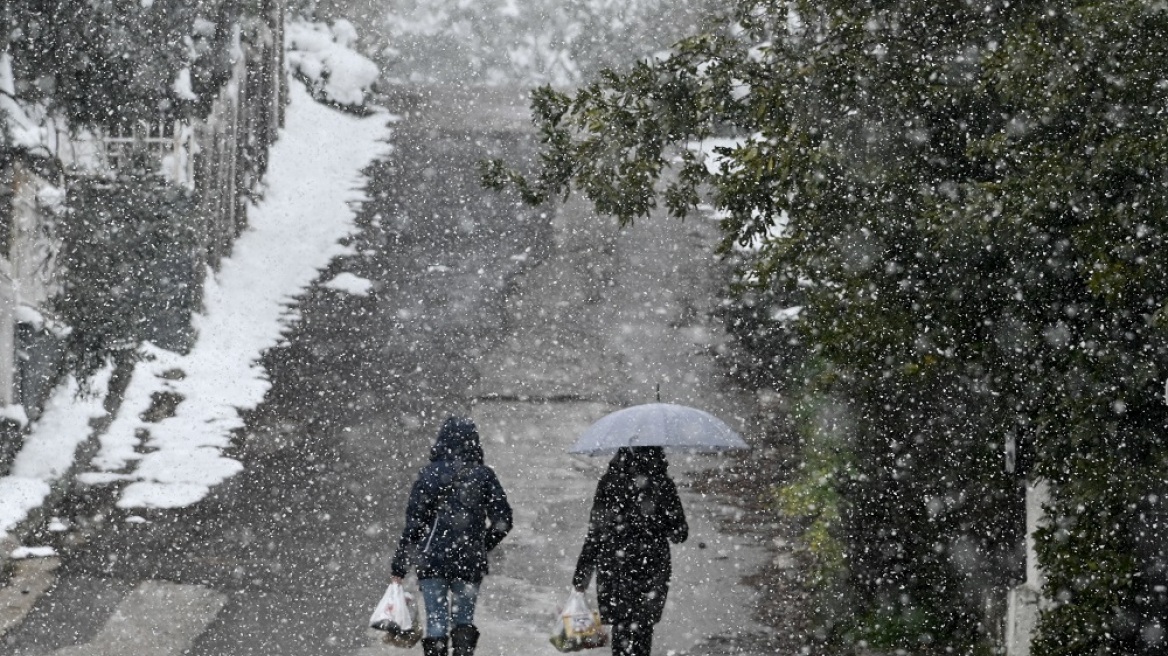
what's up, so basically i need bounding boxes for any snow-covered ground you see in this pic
[0,81,393,542]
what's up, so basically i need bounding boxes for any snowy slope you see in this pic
[73,82,392,509]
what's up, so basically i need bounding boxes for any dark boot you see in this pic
[450,624,479,656]
[611,625,633,656]
[422,636,448,656]
[635,627,653,656]
[611,623,651,656]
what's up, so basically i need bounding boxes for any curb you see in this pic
[0,548,59,639]
[0,359,133,589]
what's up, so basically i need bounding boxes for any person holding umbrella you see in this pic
[572,446,688,656]
[390,416,512,656]
[566,403,748,656]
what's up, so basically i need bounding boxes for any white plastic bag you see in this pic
[369,582,422,647]
[549,590,607,652]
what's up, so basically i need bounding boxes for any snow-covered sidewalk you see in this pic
[0,82,392,549]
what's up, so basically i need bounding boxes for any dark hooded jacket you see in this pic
[391,417,512,583]
[572,447,688,625]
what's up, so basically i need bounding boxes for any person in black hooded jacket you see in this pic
[573,446,688,656]
[391,416,512,656]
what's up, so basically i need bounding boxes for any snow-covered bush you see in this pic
[286,19,380,110]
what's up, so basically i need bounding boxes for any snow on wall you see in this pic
[0,53,46,154]
[10,166,64,308]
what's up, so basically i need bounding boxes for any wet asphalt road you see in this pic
[2,83,790,656]
[3,85,552,656]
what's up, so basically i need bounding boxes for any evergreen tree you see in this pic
[982,5,1168,653]
[2,0,237,128]
[486,1,1168,653]
[7,1,186,125]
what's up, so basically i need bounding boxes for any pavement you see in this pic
[462,183,774,655]
[0,84,791,655]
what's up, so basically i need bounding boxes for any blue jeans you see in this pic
[418,578,479,638]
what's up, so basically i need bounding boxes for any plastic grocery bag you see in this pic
[549,590,608,652]
[369,582,422,647]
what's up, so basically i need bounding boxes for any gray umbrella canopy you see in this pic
[568,403,749,455]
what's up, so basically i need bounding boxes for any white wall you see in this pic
[1006,480,1050,656]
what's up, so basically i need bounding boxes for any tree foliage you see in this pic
[2,0,244,128]
[486,1,1168,653]
[55,173,198,382]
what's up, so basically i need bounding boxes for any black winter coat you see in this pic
[391,417,512,583]
[573,447,688,626]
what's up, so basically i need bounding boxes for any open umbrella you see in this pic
[568,403,748,455]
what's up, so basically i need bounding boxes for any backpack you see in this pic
[421,463,488,570]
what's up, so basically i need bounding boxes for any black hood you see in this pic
[608,446,667,478]
[430,416,484,464]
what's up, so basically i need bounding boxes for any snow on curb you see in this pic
[77,82,392,509]
[0,370,112,542]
